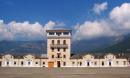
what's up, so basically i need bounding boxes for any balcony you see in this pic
[50,44,68,48]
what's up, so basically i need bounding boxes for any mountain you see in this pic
[0,36,129,55]
[98,36,130,53]
[0,41,46,54]
[0,39,112,54]
[72,37,118,53]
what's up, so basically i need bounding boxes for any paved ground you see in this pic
[0,67,130,78]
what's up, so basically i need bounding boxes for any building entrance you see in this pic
[57,61,61,67]
[48,61,54,68]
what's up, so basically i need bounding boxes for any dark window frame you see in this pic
[63,40,66,44]
[102,61,104,66]
[63,62,66,66]
[52,40,54,44]
[14,61,16,65]
[57,40,60,44]
[52,55,54,58]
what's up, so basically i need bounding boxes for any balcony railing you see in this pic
[50,44,68,48]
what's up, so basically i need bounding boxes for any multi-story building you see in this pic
[46,30,71,67]
[0,29,130,67]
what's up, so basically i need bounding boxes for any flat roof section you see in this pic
[46,29,72,33]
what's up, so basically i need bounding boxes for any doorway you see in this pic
[7,61,9,66]
[48,61,54,68]
[87,62,90,67]
[109,62,111,66]
[57,61,60,67]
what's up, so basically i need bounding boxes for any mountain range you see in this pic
[0,36,130,54]
[98,36,130,53]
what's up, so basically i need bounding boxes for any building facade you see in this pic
[0,29,130,67]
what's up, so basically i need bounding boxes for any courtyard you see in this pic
[0,67,130,78]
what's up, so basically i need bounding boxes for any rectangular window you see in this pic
[52,55,54,58]
[49,32,54,35]
[94,61,97,65]
[116,61,119,64]
[63,55,66,58]
[63,48,66,52]
[63,32,69,35]
[56,32,61,36]
[63,62,66,66]
[123,61,126,65]
[72,62,75,65]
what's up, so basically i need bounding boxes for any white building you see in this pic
[0,29,130,67]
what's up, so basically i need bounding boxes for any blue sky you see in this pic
[0,0,129,25]
[0,0,130,41]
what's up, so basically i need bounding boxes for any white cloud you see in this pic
[8,21,44,40]
[43,21,64,36]
[1,3,130,41]
[73,20,116,40]
[74,3,130,40]
[0,20,14,40]
[93,2,108,14]
[0,20,63,41]
[110,3,130,30]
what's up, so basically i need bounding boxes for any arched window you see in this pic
[57,40,60,44]
[57,48,60,51]
[63,40,66,44]
[51,48,54,52]
[28,62,31,65]
[63,55,66,58]
[87,62,90,66]
[52,40,54,44]
[43,62,45,64]
[80,62,82,66]
[14,61,16,65]
[7,62,9,66]
[57,54,60,58]
[102,61,104,66]
[21,61,23,66]
[109,62,111,66]
[35,62,38,64]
